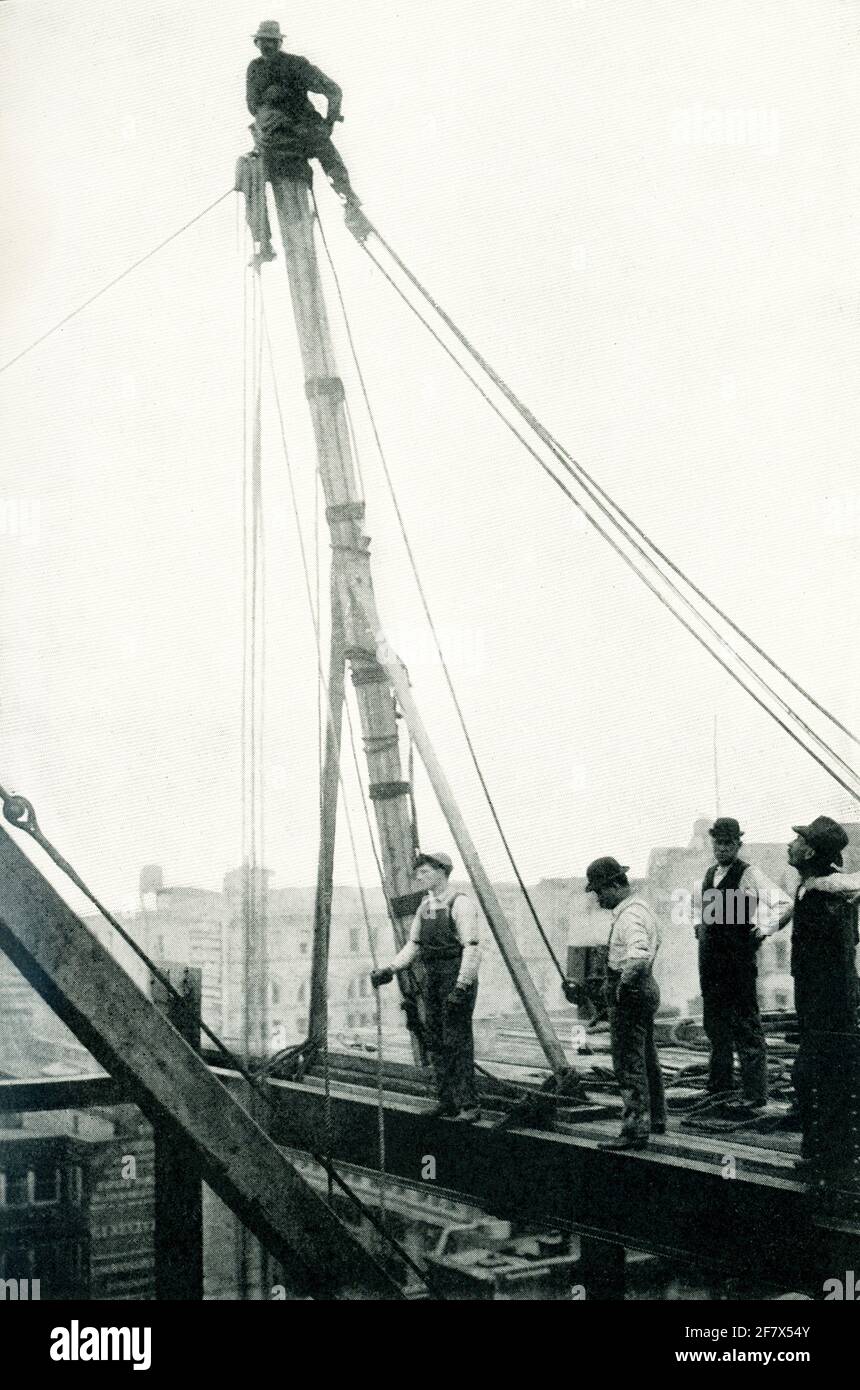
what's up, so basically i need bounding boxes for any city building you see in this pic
[0,1106,154,1300]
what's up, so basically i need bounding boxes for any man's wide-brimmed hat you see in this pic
[585,856,629,892]
[710,816,743,840]
[253,20,284,41]
[792,815,849,866]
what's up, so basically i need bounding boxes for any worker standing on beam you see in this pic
[246,21,361,206]
[771,816,859,1184]
[574,857,666,1150]
[371,851,481,1123]
[693,817,791,1114]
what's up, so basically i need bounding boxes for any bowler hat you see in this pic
[792,815,849,866]
[585,856,629,892]
[415,850,453,875]
[253,20,284,41]
[710,817,743,840]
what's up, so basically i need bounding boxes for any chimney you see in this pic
[140,864,164,896]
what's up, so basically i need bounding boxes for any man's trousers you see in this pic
[699,928,767,1105]
[606,968,667,1139]
[424,957,479,1113]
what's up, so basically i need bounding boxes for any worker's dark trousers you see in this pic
[606,969,666,1139]
[793,976,858,1172]
[699,929,767,1105]
[424,957,479,1113]
[254,110,355,197]
[305,133,353,196]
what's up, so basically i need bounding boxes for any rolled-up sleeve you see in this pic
[452,897,481,986]
[744,865,793,931]
[621,905,653,962]
[809,870,860,898]
[390,914,421,972]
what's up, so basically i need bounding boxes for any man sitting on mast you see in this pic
[371,851,482,1123]
[246,21,360,207]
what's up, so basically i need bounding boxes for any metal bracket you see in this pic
[350,663,388,688]
[369,780,411,802]
[305,375,346,403]
[326,501,366,524]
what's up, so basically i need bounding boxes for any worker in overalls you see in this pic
[694,817,791,1113]
[371,851,481,1122]
[781,817,859,1183]
[246,21,360,204]
[581,857,666,1150]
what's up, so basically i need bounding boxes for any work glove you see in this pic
[370,967,394,988]
[445,985,470,1011]
[618,967,649,1002]
[561,978,581,1006]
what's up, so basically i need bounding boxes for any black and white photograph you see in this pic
[1,0,859,1359]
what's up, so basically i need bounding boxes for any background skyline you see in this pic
[1,1,858,929]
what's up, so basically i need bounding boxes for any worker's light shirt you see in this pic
[389,887,481,986]
[692,862,792,933]
[607,896,659,972]
[800,870,860,903]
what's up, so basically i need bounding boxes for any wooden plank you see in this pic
[0,825,402,1299]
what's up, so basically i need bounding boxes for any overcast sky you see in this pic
[1,0,858,925]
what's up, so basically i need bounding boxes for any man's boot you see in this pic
[425,1100,458,1119]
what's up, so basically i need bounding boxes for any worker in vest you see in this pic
[370,851,481,1122]
[778,817,859,1182]
[693,817,791,1112]
[579,856,666,1149]
[246,21,360,205]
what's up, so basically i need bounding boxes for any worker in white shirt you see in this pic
[370,851,481,1122]
[582,856,666,1150]
[693,817,792,1111]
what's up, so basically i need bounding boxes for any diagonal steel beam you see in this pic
[0,825,402,1299]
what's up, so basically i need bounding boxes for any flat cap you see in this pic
[415,850,454,874]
